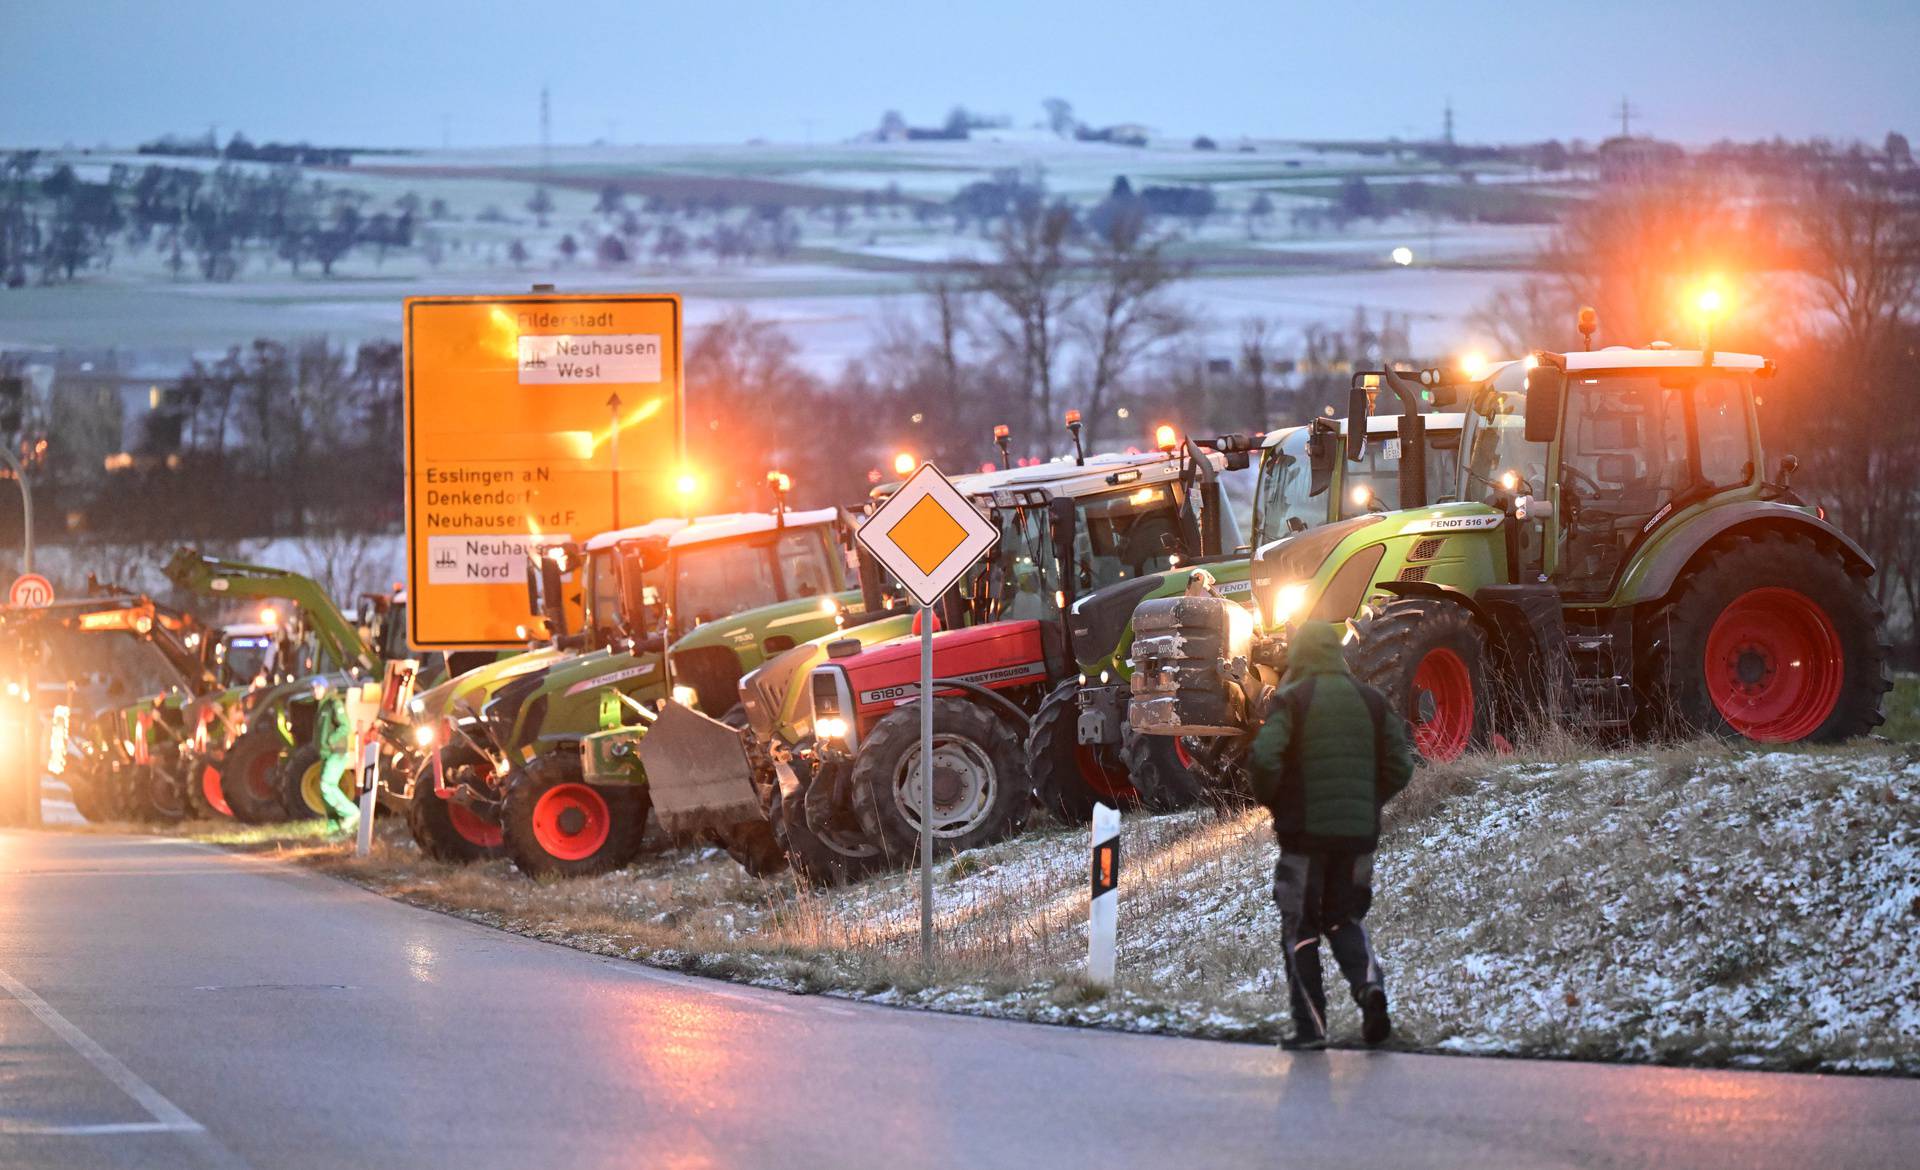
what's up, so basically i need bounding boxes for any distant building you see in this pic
[1596,136,1685,182]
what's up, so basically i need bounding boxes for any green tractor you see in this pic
[1128,345,1888,770]
[1055,409,1463,817]
[396,500,858,877]
[163,549,380,822]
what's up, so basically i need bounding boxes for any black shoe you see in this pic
[1280,1026,1326,1051]
[1358,985,1391,1046]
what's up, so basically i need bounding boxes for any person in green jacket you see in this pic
[1249,620,1415,1051]
[311,678,358,835]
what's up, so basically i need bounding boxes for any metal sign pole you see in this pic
[919,604,935,968]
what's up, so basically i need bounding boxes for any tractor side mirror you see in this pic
[1048,496,1079,607]
[1307,419,1337,498]
[1776,454,1799,489]
[1346,377,1372,462]
[1524,367,1566,444]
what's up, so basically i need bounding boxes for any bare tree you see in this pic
[1072,209,1189,445]
[968,200,1080,450]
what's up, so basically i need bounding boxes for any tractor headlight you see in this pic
[1268,582,1309,627]
[412,723,438,749]
[671,684,698,709]
[814,716,848,742]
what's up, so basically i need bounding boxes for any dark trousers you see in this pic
[1272,848,1383,1033]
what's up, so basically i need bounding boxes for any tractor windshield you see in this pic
[1253,429,1317,542]
[669,527,837,633]
[1463,362,1552,503]
[221,635,273,685]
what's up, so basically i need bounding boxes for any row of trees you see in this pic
[1,152,415,286]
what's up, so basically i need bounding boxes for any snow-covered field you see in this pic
[2,137,1553,373]
[153,737,1918,1075]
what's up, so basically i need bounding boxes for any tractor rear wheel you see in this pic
[276,744,327,821]
[503,752,648,879]
[780,759,885,887]
[1026,681,1138,823]
[1348,597,1491,762]
[1642,530,1888,743]
[1120,728,1208,813]
[851,696,1029,865]
[181,751,232,819]
[220,727,291,823]
[404,747,505,863]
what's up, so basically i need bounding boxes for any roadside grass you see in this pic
[60,736,1920,1074]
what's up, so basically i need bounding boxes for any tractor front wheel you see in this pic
[1026,681,1138,824]
[851,696,1029,865]
[276,744,327,821]
[780,759,885,887]
[181,751,232,819]
[503,753,648,879]
[404,748,505,863]
[1348,597,1492,762]
[1643,531,1888,743]
[219,727,292,824]
[1120,728,1209,813]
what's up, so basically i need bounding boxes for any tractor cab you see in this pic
[1252,412,1465,545]
[1462,350,1777,600]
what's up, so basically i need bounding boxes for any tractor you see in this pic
[2,593,217,822]
[1127,342,1888,772]
[1052,408,1463,818]
[163,549,381,822]
[710,423,1246,883]
[396,497,858,877]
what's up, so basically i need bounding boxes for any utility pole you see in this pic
[1442,98,1455,146]
[1616,96,1639,138]
[540,85,552,176]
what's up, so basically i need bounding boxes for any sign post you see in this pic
[853,463,1000,968]
[403,293,683,650]
[1089,802,1120,986]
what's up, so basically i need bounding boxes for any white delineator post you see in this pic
[355,737,378,858]
[1089,801,1120,986]
[919,604,935,968]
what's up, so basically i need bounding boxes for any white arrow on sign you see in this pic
[854,463,1000,609]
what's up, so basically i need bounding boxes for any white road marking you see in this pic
[0,1120,201,1136]
[0,964,249,1167]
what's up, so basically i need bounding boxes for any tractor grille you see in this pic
[1397,564,1429,583]
[1409,537,1446,561]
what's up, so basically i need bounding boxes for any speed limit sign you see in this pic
[8,573,53,607]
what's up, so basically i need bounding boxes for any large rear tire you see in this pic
[1641,530,1888,743]
[127,763,186,823]
[503,752,648,879]
[1347,596,1491,762]
[851,696,1029,865]
[1026,681,1138,824]
[404,747,505,863]
[220,727,291,824]
[276,744,327,821]
[780,759,885,887]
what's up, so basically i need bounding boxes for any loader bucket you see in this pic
[634,700,764,837]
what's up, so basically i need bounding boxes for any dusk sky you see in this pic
[3,0,1917,149]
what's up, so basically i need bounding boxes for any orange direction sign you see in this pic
[856,463,999,608]
[404,293,683,649]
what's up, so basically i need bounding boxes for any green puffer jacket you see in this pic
[1248,621,1414,849]
[315,693,351,758]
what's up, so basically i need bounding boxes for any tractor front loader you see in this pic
[164,548,380,823]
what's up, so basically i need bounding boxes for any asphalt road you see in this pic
[1,829,1915,1170]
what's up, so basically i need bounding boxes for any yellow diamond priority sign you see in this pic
[857,463,999,608]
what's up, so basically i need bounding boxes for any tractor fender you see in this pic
[1612,501,1875,606]
[1379,580,1571,715]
